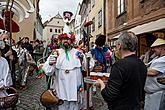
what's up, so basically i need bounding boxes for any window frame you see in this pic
[55,29,57,33]
[50,28,52,32]
[58,29,61,33]
[98,10,102,28]
[92,17,95,32]
[92,0,95,8]
[117,0,126,16]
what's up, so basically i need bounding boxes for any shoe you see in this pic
[16,99,21,105]
[89,106,94,110]
[20,86,28,91]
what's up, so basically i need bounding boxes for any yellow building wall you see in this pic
[16,12,36,41]
[88,0,105,43]
[12,0,37,41]
[43,17,64,42]
[0,0,36,41]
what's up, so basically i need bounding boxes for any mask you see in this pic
[0,40,5,49]
[63,41,70,49]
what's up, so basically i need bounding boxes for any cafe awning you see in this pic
[129,18,165,35]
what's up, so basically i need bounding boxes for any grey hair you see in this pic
[117,31,138,52]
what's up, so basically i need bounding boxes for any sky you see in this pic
[39,0,82,23]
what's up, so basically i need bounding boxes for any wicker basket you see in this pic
[0,87,18,109]
[40,89,63,107]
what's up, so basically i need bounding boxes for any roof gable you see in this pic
[43,13,63,27]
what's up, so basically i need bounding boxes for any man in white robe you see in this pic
[42,11,95,110]
[43,33,94,110]
[0,50,13,88]
[144,38,165,110]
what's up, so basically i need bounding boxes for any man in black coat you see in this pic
[0,33,18,87]
[22,37,34,56]
[96,31,147,110]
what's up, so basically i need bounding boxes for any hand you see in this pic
[86,52,92,58]
[9,55,14,60]
[93,66,103,72]
[5,50,12,57]
[95,79,105,91]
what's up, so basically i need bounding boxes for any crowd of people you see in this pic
[0,33,45,90]
[0,30,165,110]
[0,12,165,110]
[41,29,165,110]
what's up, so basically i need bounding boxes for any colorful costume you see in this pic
[42,11,94,110]
[90,35,110,72]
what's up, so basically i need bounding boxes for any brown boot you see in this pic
[20,86,28,91]
[89,106,94,110]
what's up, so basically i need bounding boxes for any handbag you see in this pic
[0,86,18,109]
[40,76,63,107]
[40,89,63,107]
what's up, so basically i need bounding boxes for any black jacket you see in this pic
[0,44,18,86]
[22,43,33,55]
[101,54,147,110]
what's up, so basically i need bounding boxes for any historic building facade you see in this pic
[43,13,64,42]
[0,0,42,41]
[74,3,82,44]
[79,0,107,44]
[107,0,165,56]
[15,0,41,41]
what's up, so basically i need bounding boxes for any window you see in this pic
[58,29,61,33]
[91,0,95,8]
[117,0,126,15]
[98,10,102,28]
[50,28,52,32]
[88,25,91,34]
[92,17,95,32]
[77,30,79,35]
[86,25,91,34]
[57,21,59,23]
[88,2,91,12]
[55,29,57,33]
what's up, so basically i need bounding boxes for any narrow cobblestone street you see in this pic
[4,74,145,110]
[15,76,46,110]
[4,75,108,110]
[1,0,165,110]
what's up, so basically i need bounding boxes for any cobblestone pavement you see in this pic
[4,75,108,110]
[15,76,46,110]
[91,89,109,110]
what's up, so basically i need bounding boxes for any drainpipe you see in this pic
[103,0,106,35]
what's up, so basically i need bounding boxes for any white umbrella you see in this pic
[0,0,34,22]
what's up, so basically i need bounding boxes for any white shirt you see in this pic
[144,56,165,93]
[0,57,12,87]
